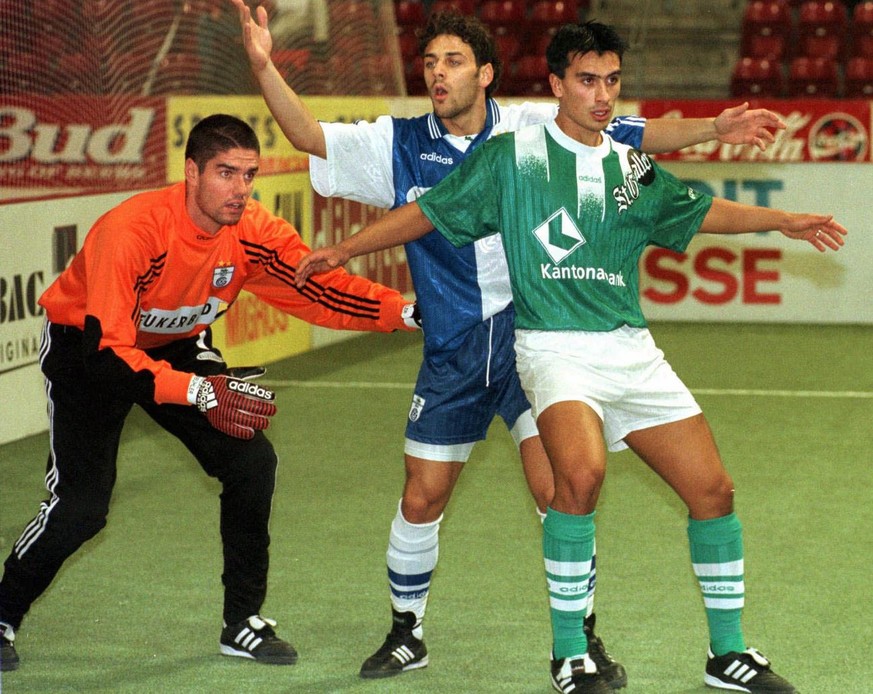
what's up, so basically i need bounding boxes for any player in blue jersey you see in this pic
[292,20,846,694]
[232,2,787,684]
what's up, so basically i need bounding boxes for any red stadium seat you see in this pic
[797,0,848,39]
[529,0,580,26]
[496,31,524,62]
[797,32,844,60]
[429,0,477,16]
[729,56,785,97]
[394,0,426,26]
[741,32,788,60]
[507,53,552,96]
[741,0,793,40]
[404,55,427,95]
[397,26,419,60]
[479,0,528,27]
[851,2,873,57]
[786,55,840,96]
[844,55,873,96]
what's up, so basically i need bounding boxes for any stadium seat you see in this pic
[507,53,552,96]
[479,0,528,27]
[394,0,426,26]
[740,0,793,41]
[429,0,477,16]
[851,2,873,57]
[397,26,419,60]
[786,55,840,96]
[797,1,848,39]
[853,32,873,58]
[797,32,844,60]
[844,55,873,96]
[494,31,523,64]
[529,0,580,26]
[404,55,427,95]
[729,56,785,97]
[741,32,788,60]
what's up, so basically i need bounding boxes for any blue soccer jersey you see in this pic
[311,99,646,362]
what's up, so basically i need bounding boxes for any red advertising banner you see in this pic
[0,96,166,200]
[641,99,872,163]
[313,193,412,295]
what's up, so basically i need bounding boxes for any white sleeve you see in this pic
[491,101,559,135]
[309,116,396,209]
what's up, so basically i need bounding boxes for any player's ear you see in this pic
[549,72,563,98]
[479,62,494,89]
[184,158,199,186]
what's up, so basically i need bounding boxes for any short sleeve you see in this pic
[309,116,396,208]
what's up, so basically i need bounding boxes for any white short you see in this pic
[403,408,539,462]
[514,326,702,452]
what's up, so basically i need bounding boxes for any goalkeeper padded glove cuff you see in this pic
[401,302,422,330]
[191,374,277,440]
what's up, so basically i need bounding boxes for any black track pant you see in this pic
[0,323,278,630]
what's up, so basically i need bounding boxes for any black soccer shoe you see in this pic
[0,623,19,672]
[359,610,428,679]
[705,648,798,692]
[551,654,612,693]
[584,613,627,689]
[219,615,298,665]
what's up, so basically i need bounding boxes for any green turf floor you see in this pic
[1,323,871,693]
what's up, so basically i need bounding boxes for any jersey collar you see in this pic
[426,98,500,147]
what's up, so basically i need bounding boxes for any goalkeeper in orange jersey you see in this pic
[0,114,418,673]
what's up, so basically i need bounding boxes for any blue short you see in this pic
[404,307,533,456]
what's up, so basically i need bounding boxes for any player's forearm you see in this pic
[338,203,435,258]
[253,62,327,159]
[641,117,716,153]
[700,198,792,235]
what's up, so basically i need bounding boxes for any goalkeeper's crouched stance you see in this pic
[0,115,417,673]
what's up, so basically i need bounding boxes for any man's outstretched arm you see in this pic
[295,202,435,286]
[642,102,786,153]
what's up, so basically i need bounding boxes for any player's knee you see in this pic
[690,472,735,518]
[400,488,447,524]
[553,466,604,514]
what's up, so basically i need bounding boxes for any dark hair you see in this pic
[546,21,628,79]
[417,11,502,98]
[184,114,260,172]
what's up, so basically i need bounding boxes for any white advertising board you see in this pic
[642,162,871,323]
[0,192,132,444]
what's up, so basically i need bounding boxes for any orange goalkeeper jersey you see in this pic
[40,182,412,405]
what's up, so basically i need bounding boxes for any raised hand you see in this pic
[230,0,273,72]
[714,102,787,151]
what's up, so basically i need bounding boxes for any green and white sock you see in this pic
[543,508,595,659]
[688,512,746,656]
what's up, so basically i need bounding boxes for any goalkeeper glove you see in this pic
[191,374,277,440]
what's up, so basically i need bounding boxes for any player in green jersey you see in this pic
[294,20,846,694]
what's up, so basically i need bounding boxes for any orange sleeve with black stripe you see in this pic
[40,185,414,407]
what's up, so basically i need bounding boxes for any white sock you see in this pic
[386,500,441,639]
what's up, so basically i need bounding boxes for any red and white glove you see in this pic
[190,374,277,440]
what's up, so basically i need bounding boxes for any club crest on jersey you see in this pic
[408,394,426,422]
[532,208,586,264]
[212,265,235,288]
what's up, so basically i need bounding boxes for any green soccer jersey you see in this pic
[418,121,713,332]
